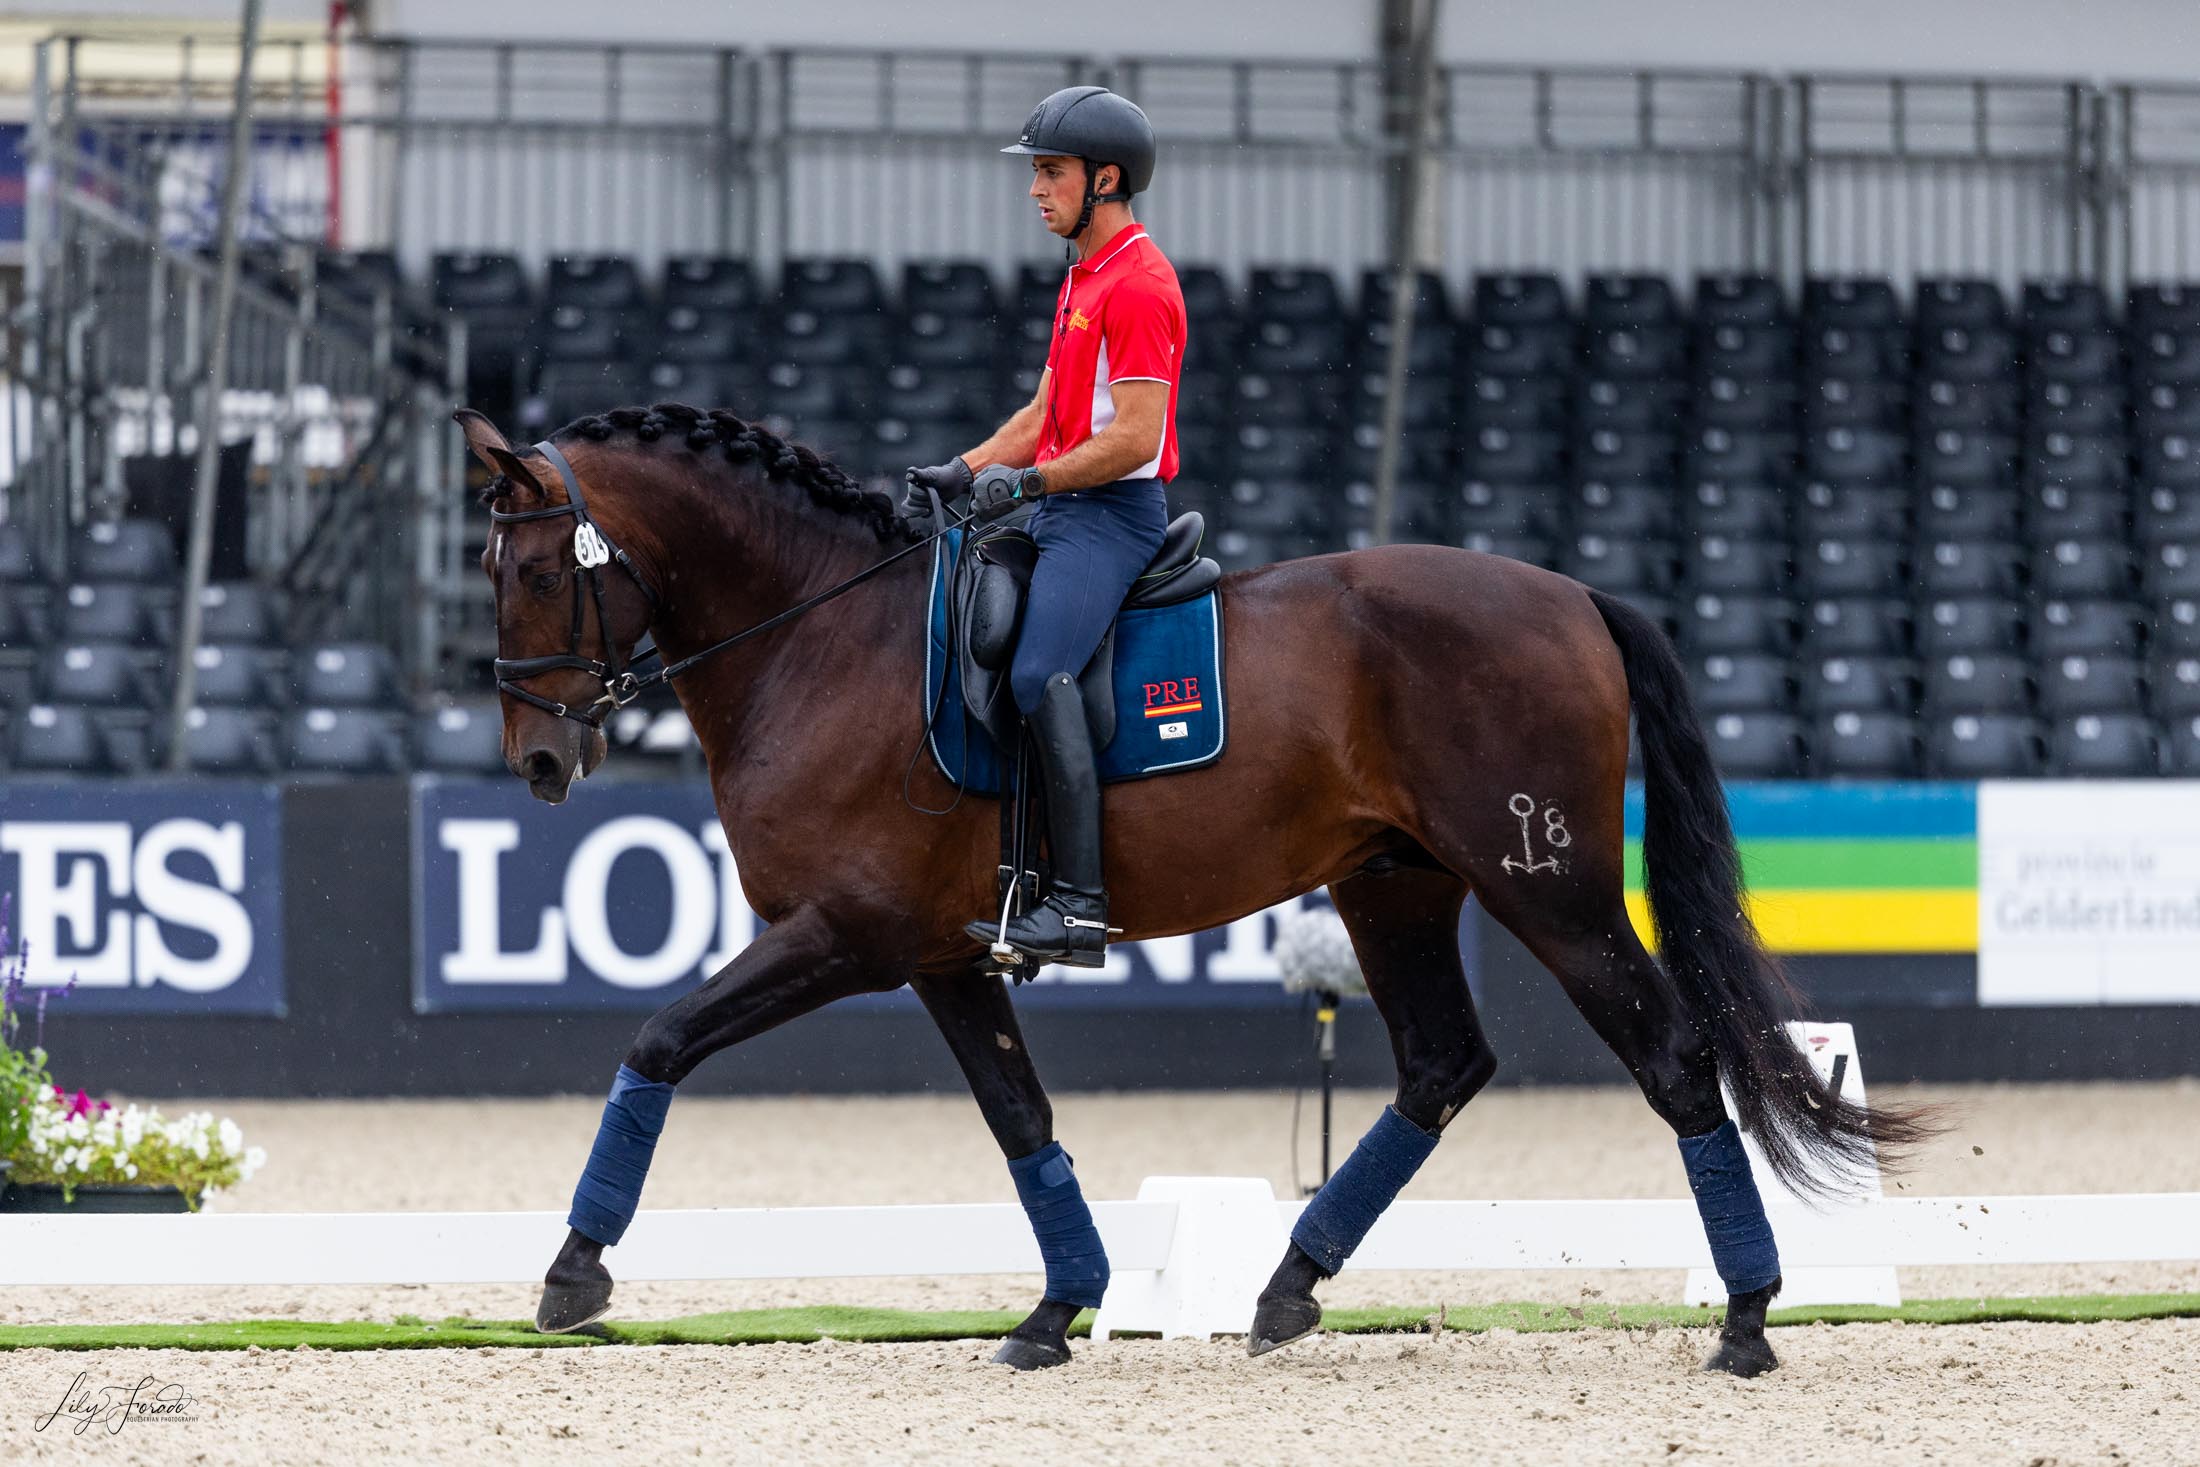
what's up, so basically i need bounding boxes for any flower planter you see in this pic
[0,1181,199,1213]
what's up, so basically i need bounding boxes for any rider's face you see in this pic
[1029,155,1115,239]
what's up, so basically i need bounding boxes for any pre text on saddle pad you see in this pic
[924,533,1227,795]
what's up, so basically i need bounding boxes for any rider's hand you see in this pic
[970,465,1039,521]
[903,456,973,516]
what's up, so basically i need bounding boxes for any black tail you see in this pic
[1587,589,1936,1196]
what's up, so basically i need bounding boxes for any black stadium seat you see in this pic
[2169,715,2200,773]
[292,642,401,708]
[2023,280,2112,334]
[1804,277,1903,330]
[162,706,275,775]
[1680,593,1797,654]
[662,256,760,311]
[1803,596,1908,656]
[1929,713,2047,776]
[2156,655,2200,719]
[546,255,645,311]
[1705,711,1805,778]
[2146,544,2200,601]
[902,260,996,318]
[1923,653,2032,714]
[1473,272,1568,326]
[189,644,287,708]
[1574,377,1684,433]
[57,583,165,645]
[1247,266,1344,322]
[2031,599,2146,658]
[1581,325,1687,378]
[1914,277,2007,333]
[282,708,406,774]
[1584,273,1679,327]
[1801,482,1911,540]
[780,257,885,316]
[2050,714,2162,776]
[1803,654,1916,714]
[1915,598,2026,657]
[72,519,176,583]
[1690,652,1794,713]
[1569,481,1669,538]
[8,704,140,775]
[2031,381,2125,436]
[1684,482,1786,539]
[1813,710,1921,777]
[38,644,153,708]
[1695,274,1788,328]
[415,700,509,775]
[2036,654,2147,718]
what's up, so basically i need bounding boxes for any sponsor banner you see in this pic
[411,778,1447,1013]
[1977,781,2200,1006]
[0,781,285,1015]
[1625,782,1979,955]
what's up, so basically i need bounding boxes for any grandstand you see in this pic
[6,32,2200,778]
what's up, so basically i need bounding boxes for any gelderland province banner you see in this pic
[1977,780,2200,1005]
[409,777,1442,1013]
[0,781,285,1014]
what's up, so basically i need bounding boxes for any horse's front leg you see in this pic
[909,972,1105,1371]
[536,906,908,1333]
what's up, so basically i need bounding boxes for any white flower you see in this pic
[122,1162,137,1180]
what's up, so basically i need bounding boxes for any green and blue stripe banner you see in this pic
[1625,783,1979,954]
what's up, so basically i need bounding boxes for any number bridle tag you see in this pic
[573,519,611,569]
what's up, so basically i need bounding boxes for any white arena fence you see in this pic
[6,1023,2195,1340]
[3,1188,2197,1342]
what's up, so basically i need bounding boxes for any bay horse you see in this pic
[460,402,1925,1376]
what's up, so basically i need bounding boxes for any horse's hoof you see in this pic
[1246,1291,1322,1357]
[1703,1330,1779,1378]
[535,1278,614,1335]
[991,1335,1073,1370]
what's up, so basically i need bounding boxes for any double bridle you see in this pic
[488,438,961,727]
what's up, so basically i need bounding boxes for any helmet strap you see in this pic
[1067,160,1101,258]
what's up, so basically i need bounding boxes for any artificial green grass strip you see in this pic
[0,1294,2191,1352]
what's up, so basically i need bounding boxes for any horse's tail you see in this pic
[1586,588,1937,1196]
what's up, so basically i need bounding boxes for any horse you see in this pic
[459,401,1928,1375]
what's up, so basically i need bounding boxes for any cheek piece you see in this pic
[567,1064,677,1247]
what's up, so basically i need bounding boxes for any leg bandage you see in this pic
[1677,1119,1782,1295]
[1289,1105,1440,1275]
[567,1064,675,1247]
[1007,1142,1111,1308]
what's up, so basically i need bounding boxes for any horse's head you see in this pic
[459,410,653,803]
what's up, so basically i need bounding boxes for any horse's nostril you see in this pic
[523,750,562,785]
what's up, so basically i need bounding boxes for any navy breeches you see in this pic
[1009,480,1170,715]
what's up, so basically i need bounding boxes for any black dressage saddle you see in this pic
[950,509,1222,752]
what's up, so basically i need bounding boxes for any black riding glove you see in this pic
[972,465,1043,521]
[902,456,973,517]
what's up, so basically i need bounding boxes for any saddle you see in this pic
[950,509,1222,754]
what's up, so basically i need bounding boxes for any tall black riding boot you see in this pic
[967,672,1112,967]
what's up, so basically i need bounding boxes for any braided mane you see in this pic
[486,403,922,544]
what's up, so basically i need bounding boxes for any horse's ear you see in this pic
[455,409,548,499]
[454,408,525,481]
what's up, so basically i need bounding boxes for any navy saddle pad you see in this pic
[924,529,1226,796]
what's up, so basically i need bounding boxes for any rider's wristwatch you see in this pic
[1016,467,1046,500]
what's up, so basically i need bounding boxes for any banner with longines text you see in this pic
[408,777,1409,1013]
[0,781,285,1015]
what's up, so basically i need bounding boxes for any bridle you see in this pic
[488,438,963,728]
[488,440,661,727]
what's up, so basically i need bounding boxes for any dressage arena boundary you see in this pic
[4,1187,2196,1341]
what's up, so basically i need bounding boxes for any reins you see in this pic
[490,438,970,728]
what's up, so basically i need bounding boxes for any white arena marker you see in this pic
[1684,1020,1903,1309]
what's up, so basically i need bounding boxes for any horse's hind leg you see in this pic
[1475,879,1782,1377]
[910,972,1101,1371]
[1249,859,1496,1356]
[536,907,906,1333]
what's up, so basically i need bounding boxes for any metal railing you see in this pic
[12,36,465,685]
[27,35,2200,698]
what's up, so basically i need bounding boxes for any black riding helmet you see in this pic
[1001,85,1156,240]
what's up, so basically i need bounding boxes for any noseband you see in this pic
[489,439,963,728]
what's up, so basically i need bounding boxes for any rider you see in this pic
[905,85,1186,969]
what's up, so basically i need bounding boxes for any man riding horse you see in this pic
[905,84,1182,970]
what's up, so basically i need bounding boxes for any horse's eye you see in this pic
[531,571,562,596]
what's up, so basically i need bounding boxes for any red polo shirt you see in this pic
[1035,225,1186,482]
